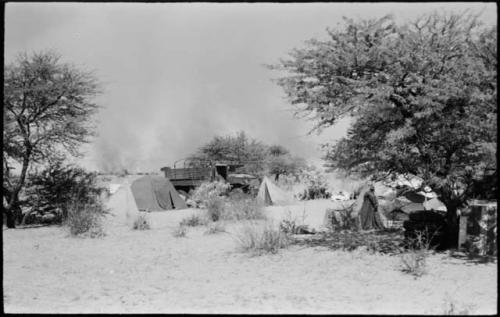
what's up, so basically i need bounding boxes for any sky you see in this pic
[5,2,497,173]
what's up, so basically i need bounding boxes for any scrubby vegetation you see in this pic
[65,199,106,238]
[224,197,265,221]
[172,225,187,238]
[204,221,226,235]
[180,214,207,227]
[279,209,311,235]
[132,213,151,230]
[24,160,108,226]
[324,204,359,231]
[297,167,331,200]
[206,197,226,222]
[234,221,290,255]
[400,230,436,278]
[191,181,265,222]
[21,161,109,238]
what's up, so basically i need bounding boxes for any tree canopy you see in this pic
[3,51,101,227]
[187,131,305,178]
[269,11,497,244]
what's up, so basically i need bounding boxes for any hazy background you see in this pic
[5,2,497,173]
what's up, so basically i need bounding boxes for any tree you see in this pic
[187,132,306,178]
[270,12,496,247]
[266,145,306,181]
[268,144,290,157]
[3,51,101,228]
[187,131,269,174]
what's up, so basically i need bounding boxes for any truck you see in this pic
[160,159,258,196]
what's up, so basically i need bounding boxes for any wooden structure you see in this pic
[458,200,497,255]
[160,160,250,194]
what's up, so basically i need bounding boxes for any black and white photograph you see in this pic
[3,2,497,314]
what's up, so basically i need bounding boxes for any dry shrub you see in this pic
[279,209,311,234]
[275,174,300,191]
[225,198,264,221]
[65,199,106,238]
[234,221,289,255]
[172,225,187,238]
[400,230,435,278]
[180,214,207,227]
[191,181,231,206]
[325,203,359,232]
[206,197,226,222]
[132,213,150,230]
[297,167,331,200]
[204,221,226,235]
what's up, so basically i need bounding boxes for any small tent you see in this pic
[106,180,141,226]
[131,175,187,211]
[256,176,294,206]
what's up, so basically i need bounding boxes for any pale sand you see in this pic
[3,200,497,314]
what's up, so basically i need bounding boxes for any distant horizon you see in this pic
[5,2,497,173]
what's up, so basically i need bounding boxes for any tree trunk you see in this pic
[4,148,32,229]
[5,210,16,228]
[444,203,459,249]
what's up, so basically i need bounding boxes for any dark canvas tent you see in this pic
[131,175,187,211]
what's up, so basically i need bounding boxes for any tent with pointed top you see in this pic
[131,175,187,211]
[256,176,294,206]
[105,180,141,226]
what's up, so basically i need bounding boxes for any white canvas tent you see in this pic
[105,180,140,226]
[256,176,294,206]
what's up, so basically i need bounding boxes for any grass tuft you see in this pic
[180,214,207,227]
[132,213,151,230]
[172,225,187,238]
[234,221,289,255]
[65,200,106,238]
[204,221,226,235]
[400,230,435,278]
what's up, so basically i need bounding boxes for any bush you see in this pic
[234,221,289,255]
[325,203,359,231]
[132,213,151,230]
[279,209,311,234]
[275,174,300,191]
[180,214,207,227]
[191,181,231,207]
[297,166,331,200]
[65,199,106,238]
[400,230,435,278]
[403,211,447,250]
[206,197,226,222]
[204,221,226,235]
[24,160,107,225]
[227,188,250,200]
[225,198,264,221]
[172,225,187,238]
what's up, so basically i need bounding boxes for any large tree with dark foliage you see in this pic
[3,51,101,228]
[269,11,496,246]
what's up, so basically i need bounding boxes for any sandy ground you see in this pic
[3,199,497,314]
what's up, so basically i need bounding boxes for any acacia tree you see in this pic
[269,12,497,246]
[187,131,269,174]
[3,51,101,228]
[266,145,306,181]
[187,132,305,178]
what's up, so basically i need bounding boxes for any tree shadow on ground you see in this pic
[449,251,497,265]
[291,228,407,255]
